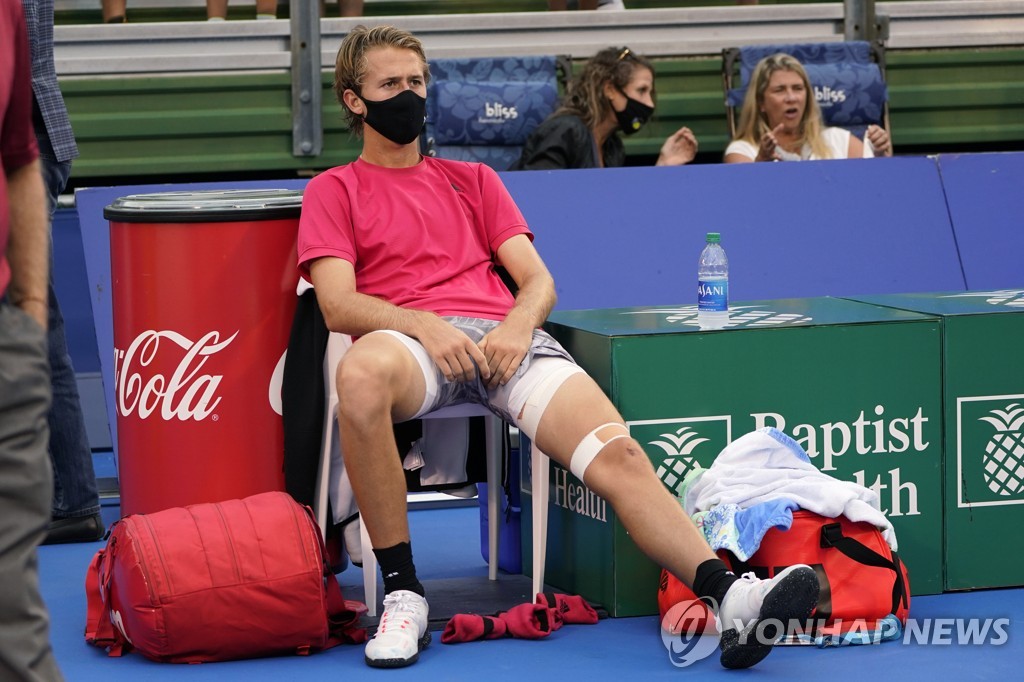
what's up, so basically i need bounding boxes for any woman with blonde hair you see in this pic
[724,52,892,163]
[512,46,698,170]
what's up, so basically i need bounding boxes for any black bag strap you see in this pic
[820,522,908,616]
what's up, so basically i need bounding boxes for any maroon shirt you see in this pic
[0,0,41,297]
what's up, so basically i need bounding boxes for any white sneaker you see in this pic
[717,565,819,669]
[364,590,431,668]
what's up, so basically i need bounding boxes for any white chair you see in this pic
[313,332,550,617]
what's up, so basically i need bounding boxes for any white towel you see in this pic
[684,428,897,550]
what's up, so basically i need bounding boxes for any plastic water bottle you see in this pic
[697,232,729,329]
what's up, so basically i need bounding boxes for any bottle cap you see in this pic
[706,232,721,243]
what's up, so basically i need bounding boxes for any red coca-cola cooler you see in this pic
[104,189,302,516]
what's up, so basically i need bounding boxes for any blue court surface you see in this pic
[39,503,1023,681]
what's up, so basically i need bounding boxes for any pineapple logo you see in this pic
[628,417,731,498]
[648,427,710,496]
[958,394,1024,508]
[979,403,1024,497]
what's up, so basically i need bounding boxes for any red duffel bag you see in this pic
[85,491,367,662]
[659,511,910,641]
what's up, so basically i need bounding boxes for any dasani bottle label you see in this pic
[698,279,728,312]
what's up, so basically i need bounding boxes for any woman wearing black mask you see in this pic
[511,47,698,170]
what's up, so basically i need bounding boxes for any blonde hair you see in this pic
[333,25,430,136]
[556,46,656,129]
[734,53,830,160]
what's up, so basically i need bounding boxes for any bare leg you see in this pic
[531,370,820,671]
[101,0,126,22]
[206,0,228,19]
[339,334,434,667]
[531,373,715,586]
[335,334,427,549]
[255,0,277,17]
[548,0,599,7]
[339,0,363,16]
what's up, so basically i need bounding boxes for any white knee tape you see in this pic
[570,423,631,482]
[516,363,585,441]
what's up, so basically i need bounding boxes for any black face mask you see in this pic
[612,91,654,136]
[360,89,426,145]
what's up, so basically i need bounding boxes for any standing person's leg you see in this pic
[0,305,64,681]
[35,150,102,546]
[101,0,126,22]
[255,0,277,19]
[334,332,433,668]
[526,368,819,669]
[548,0,599,8]
[339,0,362,16]
[206,0,228,20]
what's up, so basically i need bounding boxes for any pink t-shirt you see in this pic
[298,156,532,321]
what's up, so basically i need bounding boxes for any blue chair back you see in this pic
[722,41,889,141]
[424,56,567,171]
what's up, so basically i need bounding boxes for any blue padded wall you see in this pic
[936,152,1024,291]
[53,206,101,373]
[501,156,966,311]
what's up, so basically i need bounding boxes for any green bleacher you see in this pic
[52,1,1024,186]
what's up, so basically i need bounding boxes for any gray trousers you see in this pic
[0,303,63,681]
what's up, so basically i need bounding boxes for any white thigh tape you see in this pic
[570,423,631,482]
[516,363,585,441]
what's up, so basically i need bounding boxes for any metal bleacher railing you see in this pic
[54,1,1024,75]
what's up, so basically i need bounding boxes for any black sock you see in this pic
[692,558,738,613]
[374,541,425,597]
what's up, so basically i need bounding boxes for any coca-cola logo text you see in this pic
[115,330,239,421]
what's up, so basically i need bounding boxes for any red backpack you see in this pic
[659,511,910,642]
[85,491,367,663]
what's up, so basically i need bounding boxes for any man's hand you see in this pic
[478,316,534,389]
[655,126,699,166]
[412,312,491,383]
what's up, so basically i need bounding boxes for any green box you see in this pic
[849,290,1024,591]
[521,297,943,617]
